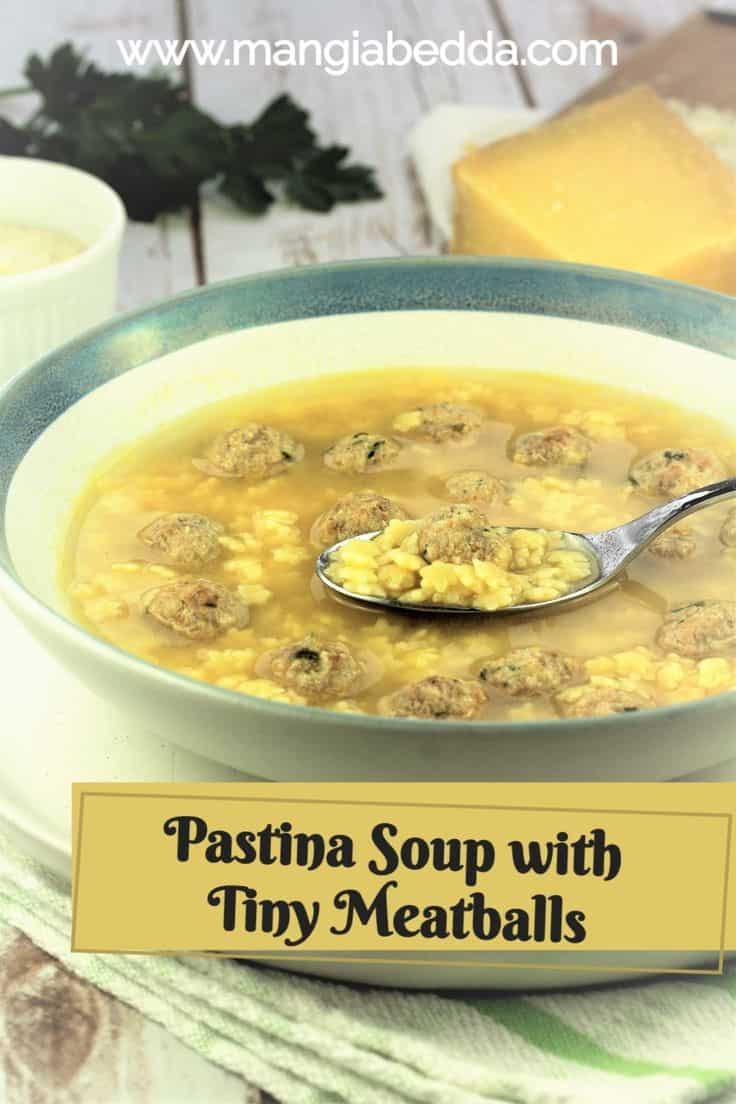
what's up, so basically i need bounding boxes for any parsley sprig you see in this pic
[0,44,382,222]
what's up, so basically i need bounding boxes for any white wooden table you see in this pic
[0,2,699,1100]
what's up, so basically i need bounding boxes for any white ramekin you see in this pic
[0,156,125,381]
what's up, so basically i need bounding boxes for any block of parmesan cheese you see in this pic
[451,86,736,294]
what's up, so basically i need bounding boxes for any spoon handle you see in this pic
[585,477,736,574]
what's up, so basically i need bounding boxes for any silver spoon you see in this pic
[316,477,736,616]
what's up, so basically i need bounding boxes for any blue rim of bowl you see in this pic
[2,254,736,737]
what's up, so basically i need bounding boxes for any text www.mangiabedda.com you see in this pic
[117,32,618,77]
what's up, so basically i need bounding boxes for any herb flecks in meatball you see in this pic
[138,513,224,566]
[656,600,736,659]
[444,470,507,506]
[143,578,249,641]
[417,505,511,566]
[194,424,304,479]
[629,448,727,498]
[393,402,482,443]
[268,634,364,698]
[323,432,401,474]
[555,684,652,718]
[480,646,582,698]
[720,508,736,548]
[512,425,592,467]
[384,675,486,720]
[315,492,409,546]
[649,524,697,560]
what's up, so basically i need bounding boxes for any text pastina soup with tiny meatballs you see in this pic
[63,367,736,723]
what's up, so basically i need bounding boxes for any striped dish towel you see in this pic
[0,838,733,1104]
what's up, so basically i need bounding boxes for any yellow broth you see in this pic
[64,368,736,721]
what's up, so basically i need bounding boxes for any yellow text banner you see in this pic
[72,783,734,967]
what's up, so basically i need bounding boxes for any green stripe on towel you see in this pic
[461,997,734,1087]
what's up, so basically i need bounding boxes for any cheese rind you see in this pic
[451,86,736,294]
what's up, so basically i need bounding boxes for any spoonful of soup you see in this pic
[316,477,736,616]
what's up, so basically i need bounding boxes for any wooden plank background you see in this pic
[0,1,700,1099]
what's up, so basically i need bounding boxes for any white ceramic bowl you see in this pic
[1,257,736,786]
[0,156,125,381]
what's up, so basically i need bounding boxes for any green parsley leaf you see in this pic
[285,145,382,212]
[0,43,382,222]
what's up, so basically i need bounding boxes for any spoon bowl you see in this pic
[316,477,736,616]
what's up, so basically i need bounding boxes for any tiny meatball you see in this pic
[315,491,409,546]
[138,513,223,566]
[394,402,482,443]
[479,647,582,698]
[384,675,486,720]
[268,634,364,698]
[556,684,652,719]
[629,448,727,498]
[143,578,249,642]
[648,524,696,560]
[194,424,304,479]
[512,426,592,467]
[417,505,511,566]
[323,432,402,474]
[720,508,736,548]
[444,470,507,506]
[656,600,736,659]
